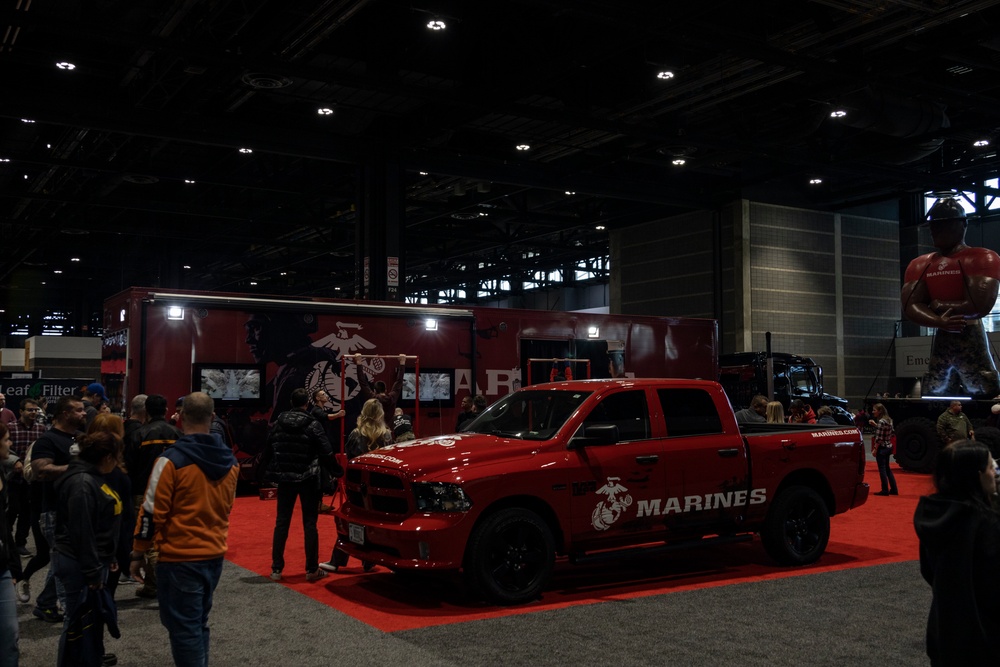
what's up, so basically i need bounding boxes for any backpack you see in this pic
[22,440,39,483]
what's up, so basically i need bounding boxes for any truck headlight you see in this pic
[413,482,472,512]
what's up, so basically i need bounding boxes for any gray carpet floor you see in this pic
[16,554,931,666]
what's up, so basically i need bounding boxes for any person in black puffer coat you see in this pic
[261,388,340,583]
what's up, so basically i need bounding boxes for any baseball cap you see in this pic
[86,382,107,400]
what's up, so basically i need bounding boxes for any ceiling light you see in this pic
[515,144,531,151]
[419,171,429,175]
[238,147,253,154]
[55,61,76,70]
[20,119,35,123]
[166,306,184,321]
[53,270,62,274]
[973,139,990,147]
[46,144,52,149]
[280,272,287,276]
[588,326,600,339]
[70,258,80,262]
[672,158,686,166]
[830,109,847,118]
[317,107,334,116]
[656,70,674,80]
[425,318,438,331]
[184,179,196,184]
[249,281,258,286]
[182,265,191,270]
[0,158,9,163]
[595,225,606,231]
[565,191,576,195]
[809,178,823,185]
[427,19,446,30]
[334,287,342,291]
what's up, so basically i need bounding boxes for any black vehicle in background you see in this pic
[719,352,854,426]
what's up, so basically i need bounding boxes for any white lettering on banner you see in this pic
[486,369,518,395]
[635,488,767,517]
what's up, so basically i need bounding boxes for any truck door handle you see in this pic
[781,440,796,450]
[635,455,659,465]
[717,448,739,458]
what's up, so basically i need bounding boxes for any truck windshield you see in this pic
[465,389,593,440]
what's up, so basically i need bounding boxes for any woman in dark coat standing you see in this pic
[52,430,124,666]
[914,439,1000,666]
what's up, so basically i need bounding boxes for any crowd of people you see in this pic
[1,384,239,666]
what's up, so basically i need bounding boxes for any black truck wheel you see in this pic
[975,426,1000,460]
[760,485,830,566]
[893,417,941,473]
[465,507,555,605]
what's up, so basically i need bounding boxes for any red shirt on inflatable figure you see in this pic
[901,197,1000,399]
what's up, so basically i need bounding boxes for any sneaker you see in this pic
[306,569,328,582]
[32,607,63,623]
[317,561,339,573]
[15,579,29,603]
[270,570,282,581]
[16,545,30,557]
[102,654,118,667]
[118,574,137,585]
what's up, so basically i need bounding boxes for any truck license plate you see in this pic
[349,523,365,545]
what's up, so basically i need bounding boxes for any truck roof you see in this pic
[533,377,723,390]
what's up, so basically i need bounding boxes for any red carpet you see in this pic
[225,461,931,632]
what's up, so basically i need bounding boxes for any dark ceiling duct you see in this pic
[838,87,950,139]
[835,87,950,164]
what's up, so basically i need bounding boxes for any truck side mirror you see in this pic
[569,424,620,448]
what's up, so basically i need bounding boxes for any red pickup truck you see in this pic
[333,378,869,604]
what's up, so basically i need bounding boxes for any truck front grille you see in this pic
[344,466,410,516]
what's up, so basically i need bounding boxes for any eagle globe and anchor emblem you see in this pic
[591,476,633,531]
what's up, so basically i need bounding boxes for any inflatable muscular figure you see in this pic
[901,198,1000,398]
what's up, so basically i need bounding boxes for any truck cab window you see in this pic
[789,365,818,395]
[582,390,650,441]
[656,388,724,437]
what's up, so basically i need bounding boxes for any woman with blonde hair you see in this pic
[766,401,785,424]
[319,399,391,574]
[346,399,392,460]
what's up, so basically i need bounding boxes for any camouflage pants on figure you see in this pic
[923,319,1000,399]
[133,494,159,598]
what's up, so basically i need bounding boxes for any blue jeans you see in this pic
[0,569,18,667]
[876,446,897,493]
[271,477,321,573]
[52,552,107,666]
[157,559,224,667]
[36,510,67,613]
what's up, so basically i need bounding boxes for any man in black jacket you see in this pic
[123,394,181,599]
[262,388,339,583]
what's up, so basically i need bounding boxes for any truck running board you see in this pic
[570,533,754,565]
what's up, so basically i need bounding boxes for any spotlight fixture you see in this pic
[317,107,334,116]
[515,144,531,151]
[182,265,191,270]
[595,225,606,231]
[167,306,184,321]
[419,171,429,175]
[425,318,438,331]
[71,258,80,262]
[55,61,76,70]
[565,191,576,195]
[238,147,253,154]
[829,109,847,118]
[249,281,258,286]
[809,178,823,185]
[672,158,686,166]
[0,158,9,163]
[20,119,35,123]
[53,270,62,274]
[588,326,600,339]
[973,139,990,147]
[427,19,446,30]
[184,179,196,184]
[657,70,675,80]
